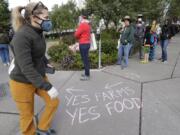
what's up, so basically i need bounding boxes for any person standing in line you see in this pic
[149,20,158,61]
[160,20,173,63]
[117,16,134,69]
[137,14,145,25]
[75,10,91,81]
[156,23,162,44]
[141,26,152,64]
[128,20,135,58]
[0,27,10,66]
[134,18,146,60]
[9,2,59,135]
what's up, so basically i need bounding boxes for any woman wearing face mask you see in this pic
[134,18,146,60]
[9,2,59,135]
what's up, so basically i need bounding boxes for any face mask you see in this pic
[35,16,52,32]
[41,19,52,32]
[137,23,142,27]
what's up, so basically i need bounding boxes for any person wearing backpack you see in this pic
[0,27,10,66]
[134,18,146,59]
[160,20,173,63]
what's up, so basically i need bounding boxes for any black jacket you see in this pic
[161,24,173,40]
[10,24,52,91]
[0,32,10,44]
[120,25,135,45]
[134,24,145,40]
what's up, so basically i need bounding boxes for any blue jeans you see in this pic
[149,45,156,61]
[149,38,158,61]
[79,44,90,76]
[0,44,10,64]
[117,44,130,67]
[160,39,169,61]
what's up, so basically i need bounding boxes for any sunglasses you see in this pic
[32,1,47,15]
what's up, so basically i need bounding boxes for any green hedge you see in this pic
[101,29,119,41]
[101,40,118,54]
[47,29,119,70]
[61,35,76,45]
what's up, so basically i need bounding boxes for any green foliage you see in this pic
[50,0,80,31]
[101,29,119,40]
[47,41,70,62]
[89,51,98,68]
[47,29,119,70]
[61,35,76,45]
[101,29,119,55]
[69,53,84,70]
[85,0,167,26]
[101,40,117,55]
[0,0,10,29]
[168,0,180,18]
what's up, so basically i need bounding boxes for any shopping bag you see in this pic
[90,33,97,51]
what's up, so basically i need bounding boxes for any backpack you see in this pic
[134,25,145,39]
[161,25,170,40]
[150,33,157,45]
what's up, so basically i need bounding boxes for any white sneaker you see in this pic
[163,61,168,64]
[80,76,90,81]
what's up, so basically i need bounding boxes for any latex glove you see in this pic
[48,87,59,99]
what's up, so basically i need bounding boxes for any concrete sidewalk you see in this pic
[0,34,180,135]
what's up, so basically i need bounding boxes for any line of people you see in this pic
[117,14,178,69]
[1,6,92,135]
[0,27,11,66]
[1,1,179,135]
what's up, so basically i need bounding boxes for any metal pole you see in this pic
[96,27,102,69]
[98,38,102,69]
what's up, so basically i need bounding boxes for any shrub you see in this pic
[47,28,119,70]
[69,53,84,70]
[89,51,99,68]
[101,29,119,41]
[47,41,70,62]
[61,35,76,45]
[101,40,118,54]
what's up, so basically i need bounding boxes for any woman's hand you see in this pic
[47,63,54,68]
[48,87,59,99]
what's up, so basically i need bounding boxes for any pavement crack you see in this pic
[102,70,141,84]
[171,52,180,78]
[57,71,76,90]
[139,82,144,135]
[142,77,172,84]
